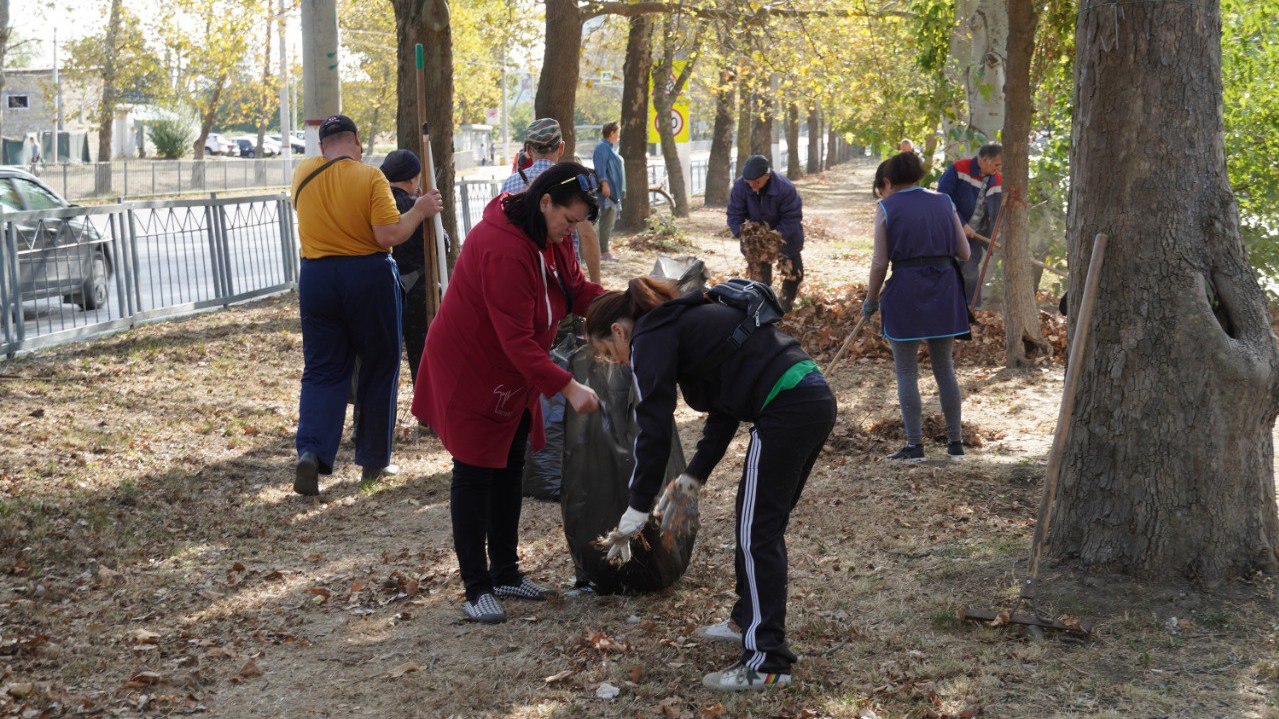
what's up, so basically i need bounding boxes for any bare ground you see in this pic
[2,162,1278,719]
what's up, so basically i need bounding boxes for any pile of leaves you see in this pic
[779,283,1069,367]
[738,220,785,266]
[626,215,688,254]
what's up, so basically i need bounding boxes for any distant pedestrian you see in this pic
[504,118,601,283]
[863,152,970,462]
[290,115,443,496]
[727,155,805,312]
[591,122,625,262]
[937,143,1002,306]
[898,139,914,153]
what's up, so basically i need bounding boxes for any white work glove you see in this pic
[603,507,650,565]
[654,473,702,539]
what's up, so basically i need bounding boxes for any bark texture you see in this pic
[1050,0,1279,583]
[784,103,802,180]
[95,0,122,193]
[825,126,837,168]
[651,20,692,218]
[734,82,753,177]
[945,0,1007,159]
[806,105,821,175]
[394,0,457,250]
[535,0,582,158]
[703,69,735,208]
[749,89,772,164]
[617,14,653,233]
[999,0,1047,367]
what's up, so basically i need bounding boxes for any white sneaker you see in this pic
[701,662,791,691]
[697,619,742,644]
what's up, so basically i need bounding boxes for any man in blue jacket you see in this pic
[591,122,625,262]
[937,143,1002,306]
[727,155,805,312]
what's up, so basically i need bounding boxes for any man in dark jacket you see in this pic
[937,143,1002,305]
[380,149,449,387]
[727,155,805,312]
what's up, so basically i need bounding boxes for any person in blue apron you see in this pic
[862,152,971,462]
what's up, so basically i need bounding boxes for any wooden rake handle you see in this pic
[824,313,868,377]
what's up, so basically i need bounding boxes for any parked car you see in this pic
[269,134,305,154]
[260,137,281,156]
[232,138,257,158]
[0,168,112,311]
[204,133,238,157]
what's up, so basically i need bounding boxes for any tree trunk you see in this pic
[617,14,653,233]
[94,0,122,194]
[651,21,692,218]
[393,0,457,253]
[365,105,379,156]
[749,89,772,164]
[1049,0,1279,583]
[535,0,582,158]
[999,0,1047,368]
[734,82,752,177]
[784,103,802,180]
[806,105,820,175]
[826,125,837,168]
[191,80,224,190]
[946,0,1007,160]
[0,0,8,141]
[255,15,272,184]
[703,68,735,208]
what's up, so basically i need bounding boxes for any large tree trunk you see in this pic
[946,0,1007,160]
[734,81,752,177]
[393,0,456,254]
[651,21,693,218]
[999,0,1047,367]
[784,103,802,180]
[749,89,772,164]
[806,105,820,175]
[1048,0,1279,583]
[617,14,653,233]
[191,80,224,190]
[826,125,838,168]
[703,68,735,208]
[94,0,122,194]
[535,0,582,158]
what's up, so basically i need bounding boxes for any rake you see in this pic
[959,233,1108,638]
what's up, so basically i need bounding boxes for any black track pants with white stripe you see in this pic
[730,382,837,674]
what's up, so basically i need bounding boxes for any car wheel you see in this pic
[78,252,109,310]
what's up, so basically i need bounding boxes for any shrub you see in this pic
[148,117,194,159]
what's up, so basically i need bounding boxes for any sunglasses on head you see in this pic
[559,173,600,193]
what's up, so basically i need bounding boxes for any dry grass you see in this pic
[2,162,1278,718]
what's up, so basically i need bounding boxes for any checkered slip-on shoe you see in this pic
[696,619,742,645]
[494,576,554,601]
[702,662,791,691]
[462,593,506,624]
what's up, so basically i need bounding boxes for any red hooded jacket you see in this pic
[412,195,605,468]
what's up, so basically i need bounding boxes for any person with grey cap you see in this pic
[503,117,601,283]
[726,155,806,312]
[380,149,451,388]
[290,115,443,496]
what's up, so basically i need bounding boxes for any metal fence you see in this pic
[35,159,308,203]
[1,194,295,358]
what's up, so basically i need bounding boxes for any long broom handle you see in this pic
[824,313,868,377]
[415,44,449,321]
[1026,233,1108,585]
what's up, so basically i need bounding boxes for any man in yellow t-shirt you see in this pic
[292,114,443,496]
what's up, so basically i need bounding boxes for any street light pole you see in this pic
[278,0,291,181]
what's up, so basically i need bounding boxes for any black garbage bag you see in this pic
[651,254,708,295]
[522,335,576,500]
[560,336,696,594]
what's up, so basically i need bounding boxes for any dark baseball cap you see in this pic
[743,155,770,181]
[319,114,358,140]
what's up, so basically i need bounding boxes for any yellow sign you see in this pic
[647,61,691,144]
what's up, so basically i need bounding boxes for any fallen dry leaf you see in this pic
[544,669,574,684]
[990,610,1012,627]
[628,664,644,683]
[701,704,726,719]
[122,671,163,689]
[388,662,419,679]
[238,658,263,679]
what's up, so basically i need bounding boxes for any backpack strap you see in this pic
[292,156,352,208]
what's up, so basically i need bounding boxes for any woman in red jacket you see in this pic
[412,161,606,624]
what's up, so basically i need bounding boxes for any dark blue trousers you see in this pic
[296,253,402,473]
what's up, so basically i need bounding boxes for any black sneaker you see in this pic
[494,576,554,601]
[294,451,320,496]
[462,593,506,624]
[947,441,965,460]
[886,444,925,462]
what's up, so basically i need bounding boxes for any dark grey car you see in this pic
[1,167,112,310]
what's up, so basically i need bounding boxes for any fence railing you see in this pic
[1,194,295,358]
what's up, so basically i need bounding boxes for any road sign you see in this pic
[647,60,691,144]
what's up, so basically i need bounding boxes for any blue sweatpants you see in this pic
[296,253,402,473]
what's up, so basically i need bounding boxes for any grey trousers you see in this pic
[889,337,963,446]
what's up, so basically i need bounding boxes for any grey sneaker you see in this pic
[462,593,506,624]
[702,662,791,691]
[494,576,554,601]
[294,452,320,496]
[886,444,925,462]
[946,441,965,461]
[697,619,742,645]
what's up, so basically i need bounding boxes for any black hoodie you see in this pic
[627,292,811,512]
